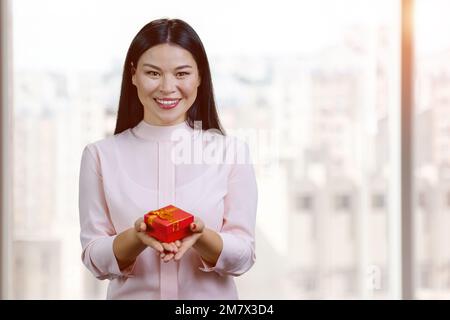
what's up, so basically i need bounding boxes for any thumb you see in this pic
[134,218,146,232]
[191,221,203,233]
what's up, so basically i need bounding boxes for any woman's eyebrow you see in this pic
[142,63,193,70]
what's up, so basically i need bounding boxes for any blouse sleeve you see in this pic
[79,144,136,280]
[200,140,258,276]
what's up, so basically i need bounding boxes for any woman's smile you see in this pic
[154,98,182,110]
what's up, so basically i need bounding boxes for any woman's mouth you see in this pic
[154,98,181,110]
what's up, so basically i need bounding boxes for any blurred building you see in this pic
[414,48,450,298]
[12,69,112,298]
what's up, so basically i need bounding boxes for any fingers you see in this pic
[160,252,175,262]
[134,217,146,232]
[161,242,178,253]
[158,249,177,263]
[151,241,164,253]
[155,241,181,262]
[174,245,189,261]
[136,232,164,253]
[174,232,203,261]
[136,232,179,257]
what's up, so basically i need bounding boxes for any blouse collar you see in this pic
[131,119,196,142]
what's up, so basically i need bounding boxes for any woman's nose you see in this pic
[159,75,176,94]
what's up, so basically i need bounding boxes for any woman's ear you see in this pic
[131,63,136,86]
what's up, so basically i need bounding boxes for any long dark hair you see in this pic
[114,18,225,135]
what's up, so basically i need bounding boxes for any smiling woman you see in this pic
[78,18,258,300]
[131,43,201,126]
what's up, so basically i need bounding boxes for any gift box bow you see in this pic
[145,206,178,226]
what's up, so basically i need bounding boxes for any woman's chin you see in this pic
[155,115,186,126]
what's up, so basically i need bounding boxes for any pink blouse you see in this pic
[78,120,258,299]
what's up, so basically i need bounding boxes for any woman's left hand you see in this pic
[171,217,205,261]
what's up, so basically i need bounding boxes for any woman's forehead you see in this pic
[139,43,196,68]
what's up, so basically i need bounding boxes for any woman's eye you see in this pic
[177,72,189,77]
[145,71,159,76]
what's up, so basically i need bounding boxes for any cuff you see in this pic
[198,232,248,276]
[88,235,137,279]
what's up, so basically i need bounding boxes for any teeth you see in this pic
[156,99,179,105]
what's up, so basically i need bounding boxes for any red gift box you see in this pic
[143,205,194,243]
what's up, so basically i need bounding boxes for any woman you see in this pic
[79,18,257,299]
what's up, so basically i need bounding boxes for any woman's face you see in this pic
[132,43,201,126]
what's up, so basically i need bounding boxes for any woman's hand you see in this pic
[174,217,205,261]
[134,217,179,262]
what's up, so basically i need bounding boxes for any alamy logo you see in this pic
[169,121,279,166]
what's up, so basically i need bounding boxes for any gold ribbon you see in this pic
[146,207,177,226]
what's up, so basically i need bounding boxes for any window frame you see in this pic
[0,0,13,300]
[400,0,415,300]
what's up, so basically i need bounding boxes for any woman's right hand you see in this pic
[134,217,180,262]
